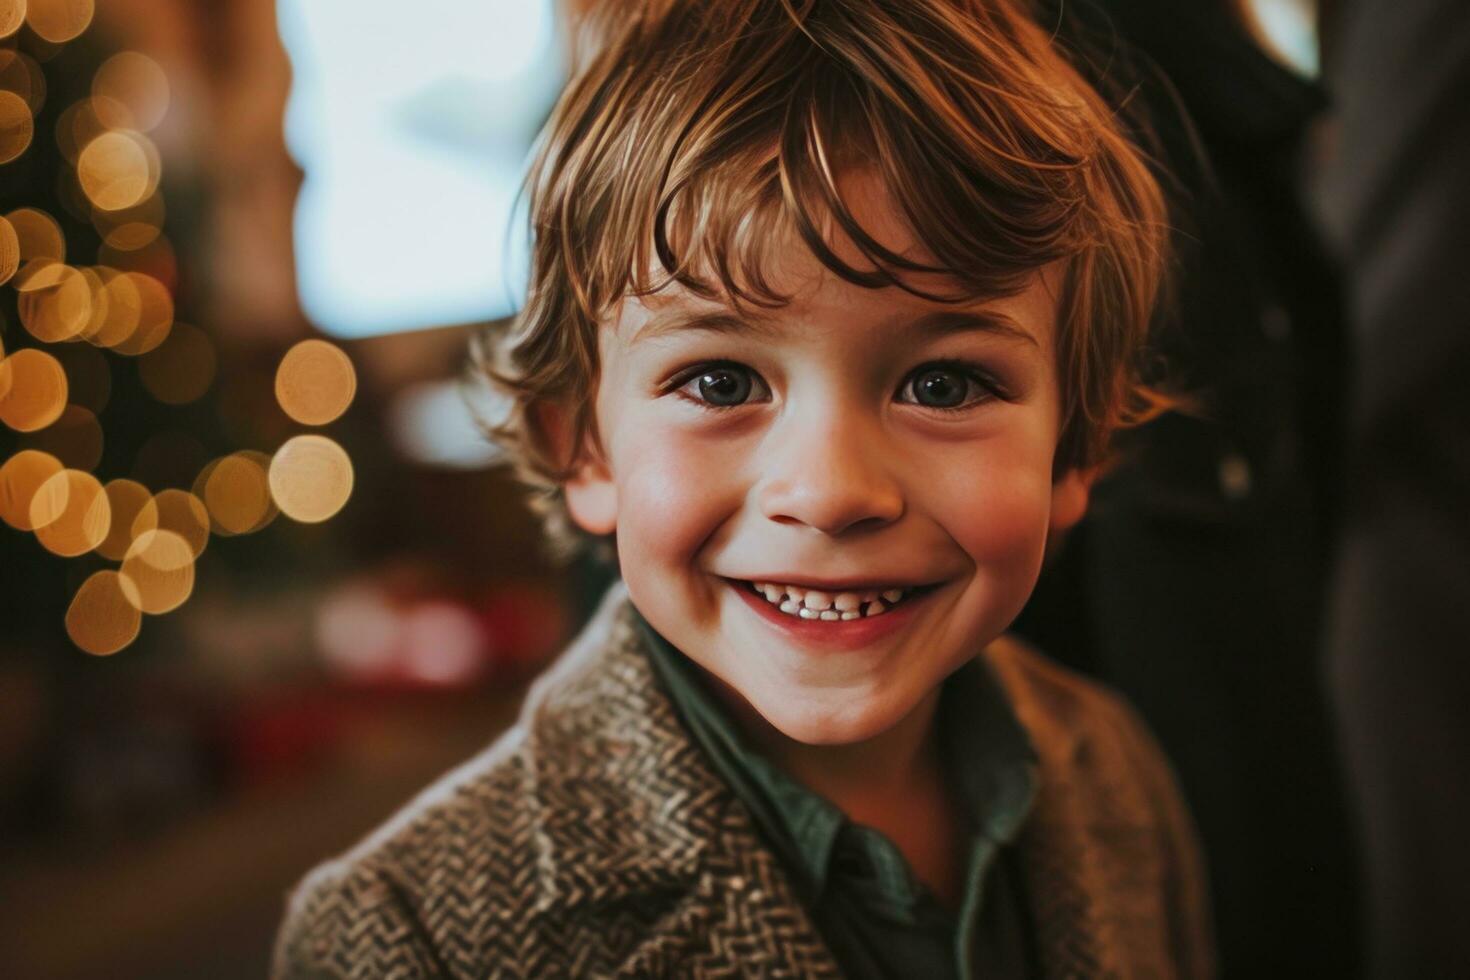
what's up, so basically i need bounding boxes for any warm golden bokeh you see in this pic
[89,265,139,347]
[0,1,25,41]
[92,52,169,132]
[119,528,195,614]
[0,214,19,285]
[66,570,142,656]
[25,0,94,44]
[78,129,159,212]
[17,261,92,342]
[268,434,354,523]
[32,468,109,556]
[0,338,10,402]
[0,89,31,164]
[96,477,151,561]
[275,338,357,426]
[0,449,63,530]
[73,266,110,339]
[0,346,68,431]
[98,233,175,286]
[6,207,64,263]
[20,403,103,470]
[131,487,209,560]
[92,193,163,252]
[108,270,172,355]
[138,322,215,404]
[54,96,106,165]
[203,451,275,535]
[0,49,46,113]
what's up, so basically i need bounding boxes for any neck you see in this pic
[708,675,947,817]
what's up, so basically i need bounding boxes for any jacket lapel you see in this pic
[526,591,844,977]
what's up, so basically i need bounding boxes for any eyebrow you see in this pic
[632,307,1039,348]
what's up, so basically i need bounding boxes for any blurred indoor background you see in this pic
[0,1,1343,978]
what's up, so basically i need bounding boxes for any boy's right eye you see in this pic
[671,363,770,408]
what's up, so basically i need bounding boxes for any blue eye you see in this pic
[674,363,768,407]
[900,363,995,410]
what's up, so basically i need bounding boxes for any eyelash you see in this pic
[662,359,1005,412]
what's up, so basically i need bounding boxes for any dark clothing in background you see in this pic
[1317,1,1470,976]
[1017,2,1362,976]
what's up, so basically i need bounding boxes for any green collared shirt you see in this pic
[636,612,1040,980]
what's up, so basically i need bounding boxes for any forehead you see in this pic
[610,170,1062,351]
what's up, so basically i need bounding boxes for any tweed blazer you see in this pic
[274,585,1214,979]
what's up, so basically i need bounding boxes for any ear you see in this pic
[536,400,618,535]
[1048,466,1094,535]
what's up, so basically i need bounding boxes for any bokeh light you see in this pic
[32,468,109,556]
[119,528,195,614]
[138,322,214,404]
[66,570,142,656]
[131,487,209,560]
[25,0,95,45]
[0,213,18,285]
[275,338,356,425]
[203,451,276,535]
[0,89,33,163]
[91,192,163,251]
[0,346,68,431]
[268,434,353,523]
[0,449,63,530]
[6,207,64,263]
[0,2,26,41]
[17,261,92,342]
[78,129,159,212]
[0,49,47,112]
[96,477,150,561]
[91,52,169,132]
[20,403,103,470]
[54,96,106,165]
[107,270,172,355]
[98,232,175,287]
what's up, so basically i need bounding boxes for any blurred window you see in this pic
[278,0,564,338]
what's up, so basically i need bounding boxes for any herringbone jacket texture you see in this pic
[274,586,1214,979]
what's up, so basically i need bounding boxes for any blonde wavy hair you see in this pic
[475,0,1173,550]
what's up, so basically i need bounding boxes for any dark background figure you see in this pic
[1317,0,1470,975]
[1017,1,1362,976]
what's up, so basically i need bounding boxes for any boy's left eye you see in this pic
[898,363,997,410]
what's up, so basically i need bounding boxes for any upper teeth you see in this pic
[751,582,910,619]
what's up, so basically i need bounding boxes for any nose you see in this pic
[755,407,904,535]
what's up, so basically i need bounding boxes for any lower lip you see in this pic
[728,580,934,652]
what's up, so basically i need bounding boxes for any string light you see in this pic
[1,38,361,656]
[268,434,354,523]
[67,570,142,656]
[275,339,356,425]
[0,347,68,431]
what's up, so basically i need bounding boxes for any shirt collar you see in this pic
[634,607,1039,906]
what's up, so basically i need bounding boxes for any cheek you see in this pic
[611,419,745,576]
[922,434,1056,576]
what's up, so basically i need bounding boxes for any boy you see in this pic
[275,1,1213,977]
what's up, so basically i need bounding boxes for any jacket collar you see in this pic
[515,586,1149,979]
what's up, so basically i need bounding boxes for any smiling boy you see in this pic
[276,1,1213,977]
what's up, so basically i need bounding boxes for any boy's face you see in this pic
[564,182,1088,746]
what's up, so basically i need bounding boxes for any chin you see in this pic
[753,686,913,747]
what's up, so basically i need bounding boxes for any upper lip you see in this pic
[722,574,941,592]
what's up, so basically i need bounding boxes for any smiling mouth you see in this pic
[742,580,929,620]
